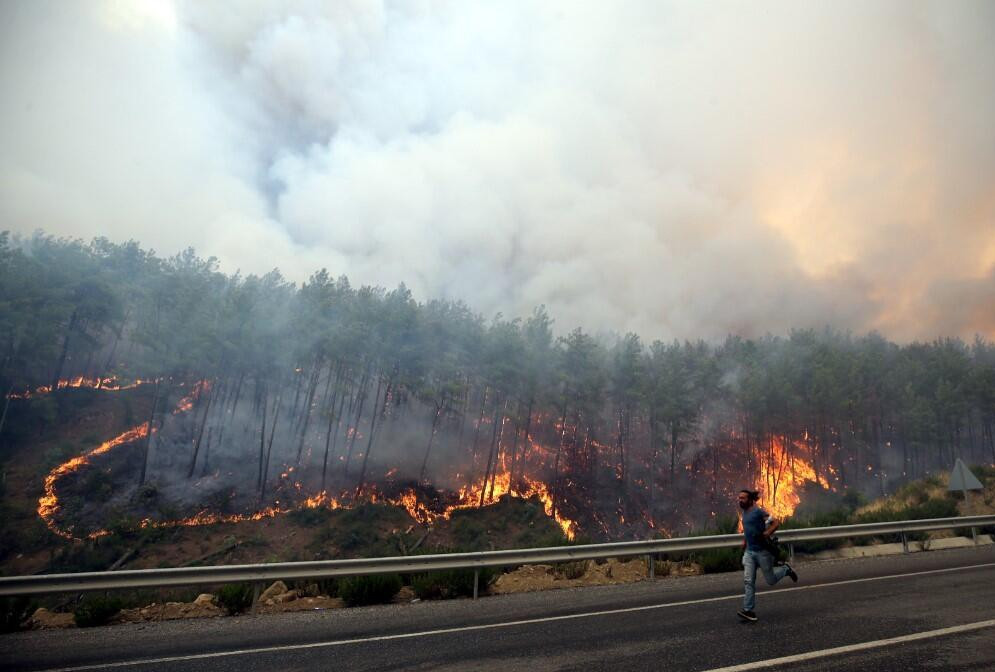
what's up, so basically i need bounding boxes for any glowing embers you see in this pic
[172,380,211,414]
[756,435,830,519]
[8,376,149,400]
[138,492,344,530]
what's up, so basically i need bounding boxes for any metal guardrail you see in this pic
[1,514,993,599]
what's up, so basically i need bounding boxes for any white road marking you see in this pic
[36,561,995,672]
[698,618,995,671]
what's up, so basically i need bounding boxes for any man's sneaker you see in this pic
[785,564,798,583]
[737,609,758,622]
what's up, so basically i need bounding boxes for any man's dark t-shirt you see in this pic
[742,507,770,552]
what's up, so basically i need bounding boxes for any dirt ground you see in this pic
[490,558,703,594]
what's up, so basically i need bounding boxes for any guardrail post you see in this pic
[971,527,978,545]
[251,582,263,613]
[788,543,795,562]
[648,554,655,579]
[901,531,908,554]
[473,569,480,600]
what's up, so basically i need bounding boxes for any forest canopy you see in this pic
[1,231,993,538]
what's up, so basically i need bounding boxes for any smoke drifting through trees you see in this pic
[2,232,994,539]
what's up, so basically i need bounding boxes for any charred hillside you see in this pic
[1,233,994,550]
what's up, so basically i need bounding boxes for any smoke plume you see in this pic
[2,0,993,341]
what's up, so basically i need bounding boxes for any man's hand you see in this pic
[763,516,781,538]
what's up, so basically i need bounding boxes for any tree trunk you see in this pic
[354,372,386,499]
[187,381,216,478]
[550,399,570,519]
[101,311,128,375]
[478,398,503,507]
[294,365,323,466]
[201,426,213,476]
[509,396,534,493]
[205,424,223,477]
[670,423,679,481]
[289,367,305,423]
[227,372,245,427]
[295,362,322,435]
[139,379,161,485]
[322,381,349,492]
[260,392,282,501]
[419,397,446,483]
[0,383,16,443]
[256,390,268,490]
[51,309,79,390]
[343,364,372,476]
[469,386,490,467]
[455,379,470,453]
[648,414,657,527]
[319,361,336,413]
[486,400,512,502]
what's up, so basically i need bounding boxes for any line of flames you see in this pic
[8,376,149,400]
[36,374,824,542]
[38,381,205,540]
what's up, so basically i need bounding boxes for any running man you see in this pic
[737,489,797,622]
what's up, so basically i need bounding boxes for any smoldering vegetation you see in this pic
[1,232,994,541]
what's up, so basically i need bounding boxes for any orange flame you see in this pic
[38,424,149,539]
[757,435,829,519]
[444,468,576,540]
[8,376,149,400]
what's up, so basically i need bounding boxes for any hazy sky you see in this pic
[2,0,993,341]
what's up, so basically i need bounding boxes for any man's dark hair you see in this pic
[740,489,760,502]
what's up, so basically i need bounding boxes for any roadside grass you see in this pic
[73,595,123,627]
[338,574,403,606]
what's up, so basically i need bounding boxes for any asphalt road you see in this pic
[2,546,994,672]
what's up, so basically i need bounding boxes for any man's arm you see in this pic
[763,517,781,538]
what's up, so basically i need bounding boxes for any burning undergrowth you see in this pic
[34,376,832,546]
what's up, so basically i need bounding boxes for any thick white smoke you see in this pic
[1,0,993,341]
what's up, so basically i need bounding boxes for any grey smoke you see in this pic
[1,0,993,341]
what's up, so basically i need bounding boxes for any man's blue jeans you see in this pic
[742,549,788,611]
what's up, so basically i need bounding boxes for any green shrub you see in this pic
[316,577,339,598]
[44,441,77,469]
[73,596,123,627]
[661,517,743,570]
[289,506,333,527]
[1,597,36,633]
[970,464,995,485]
[338,574,402,606]
[781,506,854,553]
[696,548,742,574]
[448,516,488,551]
[48,540,123,574]
[217,583,254,615]
[908,496,959,520]
[411,567,494,600]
